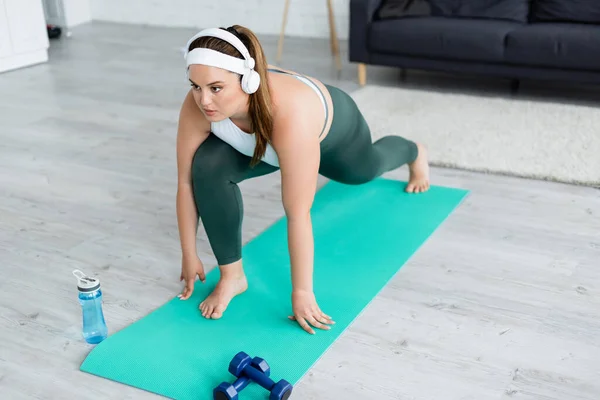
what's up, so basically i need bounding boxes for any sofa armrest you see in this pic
[349,0,384,63]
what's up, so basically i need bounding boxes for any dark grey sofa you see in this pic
[349,0,600,87]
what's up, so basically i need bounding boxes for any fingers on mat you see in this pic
[308,316,330,331]
[297,317,315,334]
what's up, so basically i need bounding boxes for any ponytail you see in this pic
[231,25,272,167]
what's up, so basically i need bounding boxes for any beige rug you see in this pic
[351,85,600,186]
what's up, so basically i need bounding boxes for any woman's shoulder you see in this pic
[267,66,321,113]
[266,65,331,132]
[267,69,328,145]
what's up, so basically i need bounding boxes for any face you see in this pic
[188,64,247,121]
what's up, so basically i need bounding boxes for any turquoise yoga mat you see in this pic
[80,178,468,399]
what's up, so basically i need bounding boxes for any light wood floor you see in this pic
[1,22,599,400]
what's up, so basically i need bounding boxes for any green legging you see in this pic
[190,84,418,265]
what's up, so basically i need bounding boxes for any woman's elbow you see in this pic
[285,207,311,224]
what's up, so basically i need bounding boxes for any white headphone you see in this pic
[183,27,261,94]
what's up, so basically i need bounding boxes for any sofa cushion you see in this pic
[428,0,531,22]
[370,17,521,62]
[376,0,431,19]
[532,0,600,24]
[505,23,600,70]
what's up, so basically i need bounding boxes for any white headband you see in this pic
[183,28,255,74]
[186,48,250,74]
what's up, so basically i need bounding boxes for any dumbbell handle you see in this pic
[242,363,276,390]
[232,376,250,393]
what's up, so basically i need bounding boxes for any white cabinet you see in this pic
[0,0,49,73]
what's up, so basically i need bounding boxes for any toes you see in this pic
[407,181,431,193]
[207,304,216,318]
[201,303,211,318]
[211,304,225,319]
[406,179,431,194]
[199,299,227,319]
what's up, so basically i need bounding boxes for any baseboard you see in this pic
[0,50,49,74]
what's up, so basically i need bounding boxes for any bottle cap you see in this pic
[73,269,101,292]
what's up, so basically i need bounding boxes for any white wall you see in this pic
[90,0,350,40]
[42,0,92,27]
[63,0,92,27]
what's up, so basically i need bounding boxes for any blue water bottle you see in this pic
[73,270,108,344]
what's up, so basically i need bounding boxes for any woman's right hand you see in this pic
[178,254,206,300]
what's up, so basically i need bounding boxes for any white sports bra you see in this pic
[210,68,328,167]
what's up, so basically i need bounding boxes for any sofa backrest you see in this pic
[376,0,600,24]
[376,0,531,23]
[377,0,431,20]
[427,0,530,23]
[532,0,600,24]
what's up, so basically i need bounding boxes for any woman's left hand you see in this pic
[289,289,335,334]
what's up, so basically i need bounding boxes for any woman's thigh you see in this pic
[191,133,279,185]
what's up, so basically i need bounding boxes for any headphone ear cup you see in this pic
[242,70,260,94]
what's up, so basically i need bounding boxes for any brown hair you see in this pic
[188,25,272,166]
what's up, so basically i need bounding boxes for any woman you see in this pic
[175,25,430,335]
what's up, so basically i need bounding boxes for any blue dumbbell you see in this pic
[213,352,271,400]
[214,351,293,400]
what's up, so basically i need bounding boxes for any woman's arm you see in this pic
[176,90,210,259]
[175,90,211,299]
[274,117,320,294]
[272,101,334,335]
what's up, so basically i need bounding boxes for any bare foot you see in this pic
[199,266,248,319]
[406,142,430,193]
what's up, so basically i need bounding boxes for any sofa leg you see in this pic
[358,63,366,86]
[511,79,520,94]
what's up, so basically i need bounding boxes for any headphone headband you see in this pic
[183,27,260,94]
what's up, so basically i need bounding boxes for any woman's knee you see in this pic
[320,162,379,185]
[341,167,380,185]
[191,134,238,186]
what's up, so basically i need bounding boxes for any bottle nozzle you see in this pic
[73,269,86,281]
[73,269,100,292]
